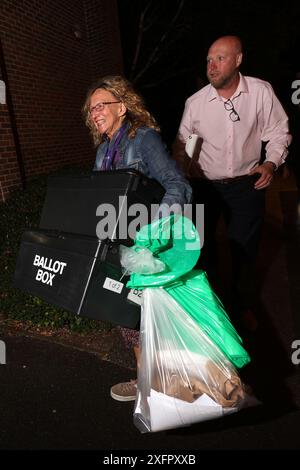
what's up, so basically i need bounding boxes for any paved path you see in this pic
[0,333,299,452]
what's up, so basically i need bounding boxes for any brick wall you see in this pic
[0,104,19,200]
[0,0,123,202]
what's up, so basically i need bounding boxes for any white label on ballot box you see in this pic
[127,288,143,305]
[103,277,124,294]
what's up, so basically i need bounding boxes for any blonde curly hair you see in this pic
[82,75,160,146]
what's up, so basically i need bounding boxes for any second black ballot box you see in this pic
[14,230,140,328]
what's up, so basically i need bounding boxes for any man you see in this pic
[173,35,291,331]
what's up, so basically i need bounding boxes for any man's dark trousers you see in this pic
[190,174,265,316]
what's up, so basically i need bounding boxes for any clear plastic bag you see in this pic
[134,288,259,433]
[119,245,166,275]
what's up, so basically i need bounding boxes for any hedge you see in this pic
[0,169,112,333]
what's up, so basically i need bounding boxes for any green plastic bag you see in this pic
[165,271,250,368]
[125,214,250,369]
[126,214,200,288]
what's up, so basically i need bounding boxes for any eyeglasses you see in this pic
[224,99,240,122]
[89,101,121,115]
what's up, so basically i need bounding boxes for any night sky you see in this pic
[117,0,300,145]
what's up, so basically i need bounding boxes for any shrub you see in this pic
[0,170,112,333]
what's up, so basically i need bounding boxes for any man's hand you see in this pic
[249,161,276,189]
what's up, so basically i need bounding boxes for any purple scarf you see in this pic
[101,124,127,171]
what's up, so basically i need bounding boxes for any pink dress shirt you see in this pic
[177,74,290,180]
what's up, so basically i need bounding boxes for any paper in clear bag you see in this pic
[134,288,259,433]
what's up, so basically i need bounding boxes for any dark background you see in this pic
[117,0,300,148]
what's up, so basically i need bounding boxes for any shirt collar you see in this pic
[207,85,220,102]
[232,73,248,99]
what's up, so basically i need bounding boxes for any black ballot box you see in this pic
[14,230,140,329]
[81,242,141,327]
[39,170,165,246]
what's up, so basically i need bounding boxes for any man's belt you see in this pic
[209,174,253,184]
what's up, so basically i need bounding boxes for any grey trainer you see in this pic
[110,379,137,402]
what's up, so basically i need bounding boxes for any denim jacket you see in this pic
[94,126,192,208]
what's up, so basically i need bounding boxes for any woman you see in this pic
[82,75,192,402]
